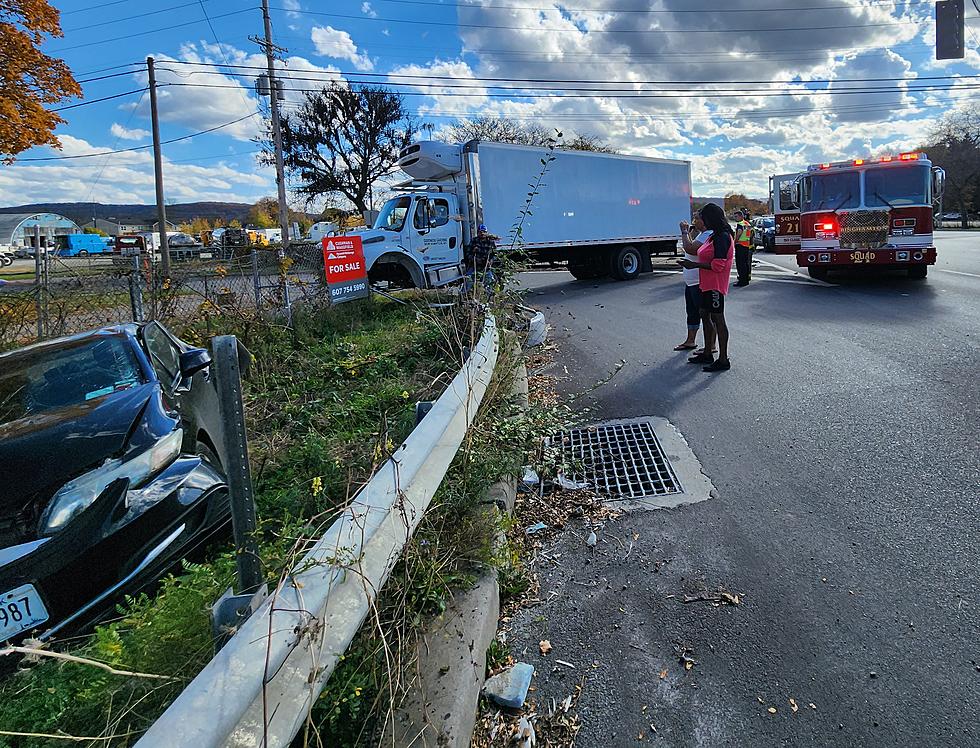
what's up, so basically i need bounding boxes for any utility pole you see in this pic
[147,56,171,276]
[258,0,291,253]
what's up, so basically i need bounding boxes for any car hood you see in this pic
[0,384,156,516]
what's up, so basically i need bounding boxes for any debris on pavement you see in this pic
[483,663,535,710]
[680,589,742,606]
[539,640,553,655]
[675,643,697,671]
[556,474,589,491]
[585,530,597,547]
[525,522,549,535]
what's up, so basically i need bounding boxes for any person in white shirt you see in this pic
[674,214,714,352]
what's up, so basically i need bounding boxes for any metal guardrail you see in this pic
[137,315,499,748]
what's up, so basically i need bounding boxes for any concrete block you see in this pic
[483,662,534,709]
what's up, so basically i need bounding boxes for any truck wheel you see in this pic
[609,245,642,280]
[908,265,928,279]
[78,250,89,257]
[808,267,829,281]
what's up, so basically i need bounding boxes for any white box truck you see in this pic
[362,141,691,288]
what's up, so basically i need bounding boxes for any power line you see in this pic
[164,80,980,99]
[365,0,935,13]
[49,8,257,52]
[52,88,149,112]
[16,112,260,162]
[157,59,980,87]
[269,6,919,33]
[62,0,231,33]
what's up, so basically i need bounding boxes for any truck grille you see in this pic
[839,210,889,249]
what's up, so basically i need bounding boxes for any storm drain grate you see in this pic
[551,418,682,500]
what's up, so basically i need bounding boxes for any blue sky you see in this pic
[3,0,980,208]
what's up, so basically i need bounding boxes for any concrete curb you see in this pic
[392,345,528,747]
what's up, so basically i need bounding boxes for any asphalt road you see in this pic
[507,231,980,747]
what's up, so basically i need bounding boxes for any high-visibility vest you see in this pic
[736,220,753,247]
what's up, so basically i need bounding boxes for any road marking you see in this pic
[753,258,834,286]
[934,268,980,279]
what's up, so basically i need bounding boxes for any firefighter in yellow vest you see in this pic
[733,210,753,286]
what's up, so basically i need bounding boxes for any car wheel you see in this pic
[908,265,928,279]
[78,250,89,257]
[609,245,642,280]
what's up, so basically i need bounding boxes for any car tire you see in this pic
[808,267,830,280]
[78,250,89,257]
[609,245,642,281]
[908,265,928,279]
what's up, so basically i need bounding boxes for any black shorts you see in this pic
[700,289,725,314]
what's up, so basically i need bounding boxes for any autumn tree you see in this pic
[0,0,81,161]
[922,105,980,227]
[246,198,277,229]
[273,84,419,213]
[443,116,617,153]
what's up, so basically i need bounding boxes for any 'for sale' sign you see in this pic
[323,235,370,304]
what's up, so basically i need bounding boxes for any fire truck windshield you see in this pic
[865,164,929,208]
[804,171,860,212]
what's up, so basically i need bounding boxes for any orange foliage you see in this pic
[0,0,81,161]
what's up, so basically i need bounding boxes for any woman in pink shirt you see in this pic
[678,202,734,372]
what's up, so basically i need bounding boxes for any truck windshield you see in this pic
[865,165,929,207]
[805,172,860,212]
[376,197,412,231]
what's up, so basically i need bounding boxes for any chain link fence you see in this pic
[0,243,329,353]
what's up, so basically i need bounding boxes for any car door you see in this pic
[139,322,223,467]
[410,196,460,266]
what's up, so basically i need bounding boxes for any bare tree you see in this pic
[269,83,419,213]
[924,105,980,227]
[442,116,617,153]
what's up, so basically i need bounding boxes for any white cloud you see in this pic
[1,136,273,205]
[311,26,374,71]
[361,2,377,18]
[110,123,151,141]
[282,0,301,16]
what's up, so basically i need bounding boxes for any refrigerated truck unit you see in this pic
[363,140,691,288]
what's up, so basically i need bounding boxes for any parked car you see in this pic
[942,212,962,221]
[0,250,13,267]
[752,216,776,252]
[0,323,231,643]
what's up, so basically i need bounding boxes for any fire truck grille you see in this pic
[839,210,889,249]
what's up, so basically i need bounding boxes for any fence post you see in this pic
[251,247,261,312]
[33,226,43,341]
[129,248,145,322]
[211,335,262,593]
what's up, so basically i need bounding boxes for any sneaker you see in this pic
[703,359,731,372]
[688,352,714,364]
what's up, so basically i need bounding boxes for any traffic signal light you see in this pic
[936,0,965,60]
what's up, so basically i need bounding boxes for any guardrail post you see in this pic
[212,335,263,593]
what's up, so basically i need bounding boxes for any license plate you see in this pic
[0,583,49,641]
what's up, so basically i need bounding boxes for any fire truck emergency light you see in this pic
[853,159,865,165]
[820,222,835,231]
[899,152,921,160]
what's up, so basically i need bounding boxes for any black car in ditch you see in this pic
[0,323,230,643]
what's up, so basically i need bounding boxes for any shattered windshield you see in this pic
[375,197,412,231]
[0,336,144,425]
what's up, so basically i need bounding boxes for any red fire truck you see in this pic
[769,152,945,280]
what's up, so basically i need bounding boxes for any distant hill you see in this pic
[0,202,255,225]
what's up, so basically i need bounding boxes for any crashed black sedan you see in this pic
[0,322,230,643]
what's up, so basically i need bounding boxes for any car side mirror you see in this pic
[179,348,212,381]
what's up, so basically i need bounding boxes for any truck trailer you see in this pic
[363,141,691,288]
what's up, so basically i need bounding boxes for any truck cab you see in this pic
[363,190,465,289]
